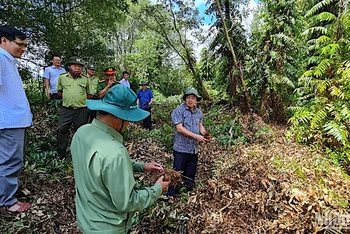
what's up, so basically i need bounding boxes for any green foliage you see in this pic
[138,0,211,100]
[304,0,335,18]
[1,0,129,63]
[210,116,248,146]
[198,48,215,81]
[289,1,350,164]
[206,0,249,99]
[246,0,305,122]
[149,125,174,152]
[123,93,181,151]
[24,128,69,174]
[204,106,274,146]
[23,78,44,106]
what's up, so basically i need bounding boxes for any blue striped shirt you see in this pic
[172,103,203,154]
[0,48,32,129]
[43,65,66,93]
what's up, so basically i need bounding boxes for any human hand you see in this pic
[107,78,116,87]
[156,176,170,193]
[47,91,51,97]
[196,134,209,143]
[203,132,211,141]
[144,161,164,173]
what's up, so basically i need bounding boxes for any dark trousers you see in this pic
[87,109,97,124]
[167,150,198,196]
[142,107,152,130]
[50,93,61,100]
[57,107,88,157]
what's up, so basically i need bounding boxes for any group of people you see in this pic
[0,25,209,233]
[43,55,154,159]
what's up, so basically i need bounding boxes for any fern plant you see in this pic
[288,0,350,162]
[246,0,305,122]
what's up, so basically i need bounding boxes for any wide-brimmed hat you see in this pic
[104,67,116,75]
[139,80,149,86]
[66,56,85,66]
[86,84,149,122]
[182,87,202,101]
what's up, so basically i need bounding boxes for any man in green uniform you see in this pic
[86,64,99,123]
[56,56,92,160]
[96,67,117,99]
[70,84,170,234]
[86,64,99,96]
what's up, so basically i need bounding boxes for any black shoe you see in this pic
[56,155,66,160]
[159,195,175,203]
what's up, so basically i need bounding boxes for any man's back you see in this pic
[71,120,133,233]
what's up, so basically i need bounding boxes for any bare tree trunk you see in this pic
[215,0,251,112]
[259,74,269,122]
[228,67,237,101]
[184,48,212,101]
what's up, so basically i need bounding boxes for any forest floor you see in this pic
[1,105,350,234]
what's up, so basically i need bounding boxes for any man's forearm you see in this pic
[199,123,207,135]
[45,79,50,95]
[98,86,109,99]
[176,124,198,139]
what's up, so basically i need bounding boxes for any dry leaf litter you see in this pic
[0,109,349,234]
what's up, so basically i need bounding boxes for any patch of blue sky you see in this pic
[198,3,213,25]
[197,0,260,25]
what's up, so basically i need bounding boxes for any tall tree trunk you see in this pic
[215,0,251,112]
[184,48,211,101]
[224,0,230,20]
[228,67,237,101]
[259,39,271,121]
[259,74,269,122]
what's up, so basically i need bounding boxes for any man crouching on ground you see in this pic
[70,84,170,234]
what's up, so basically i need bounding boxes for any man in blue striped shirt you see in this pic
[0,26,32,212]
[43,54,66,100]
[167,88,209,196]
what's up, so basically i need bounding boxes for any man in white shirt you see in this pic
[0,26,32,213]
[44,54,66,100]
[119,71,130,88]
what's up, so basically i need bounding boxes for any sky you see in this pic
[196,0,259,26]
[193,0,259,58]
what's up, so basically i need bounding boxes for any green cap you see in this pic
[182,87,202,101]
[66,56,85,66]
[86,84,149,122]
[139,80,149,86]
[87,64,96,70]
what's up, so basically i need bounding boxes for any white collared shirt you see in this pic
[0,48,32,129]
[119,78,130,88]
